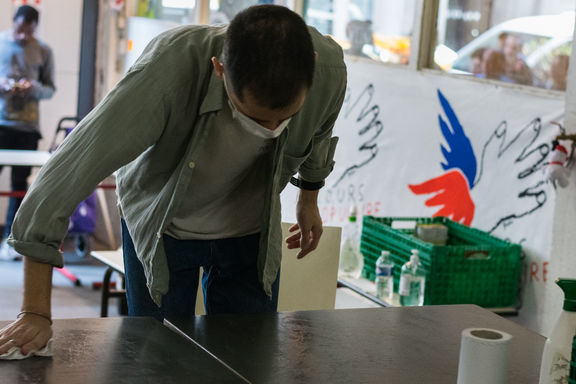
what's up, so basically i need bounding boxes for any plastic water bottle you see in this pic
[399,249,426,306]
[375,250,394,303]
[339,205,363,279]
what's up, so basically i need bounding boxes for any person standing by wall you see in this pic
[469,47,486,75]
[502,34,533,86]
[0,5,55,261]
[548,54,570,91]
[477,48,512,82]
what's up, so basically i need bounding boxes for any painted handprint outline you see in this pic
[331,84,384,188]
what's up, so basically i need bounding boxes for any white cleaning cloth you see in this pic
[0,339,53,360]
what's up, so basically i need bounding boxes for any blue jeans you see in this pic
[121,220,280,321]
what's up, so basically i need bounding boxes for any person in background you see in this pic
[470,47,486,75]
[502,34,533,86]
[548,54,570,91]
[345,20,373,58]
[0,5,346,356]
[0,5,55,261]
[477,49,512,82]
[497,32,509,51]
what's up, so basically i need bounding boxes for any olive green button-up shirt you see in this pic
[9,24,347,306]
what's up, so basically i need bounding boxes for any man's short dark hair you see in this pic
[222,5,315,109]
[14,5,39,24]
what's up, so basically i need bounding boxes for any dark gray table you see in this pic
[166,305,546,384]
[0,317,245,384]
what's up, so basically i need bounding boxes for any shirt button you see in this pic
[156,232,161,239]
[188,161,196,169]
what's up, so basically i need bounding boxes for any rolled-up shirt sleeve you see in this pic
[297,69,346,184]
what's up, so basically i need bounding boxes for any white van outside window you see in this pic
[433,1,574,91]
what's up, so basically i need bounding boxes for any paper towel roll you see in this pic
[457,328,513,384]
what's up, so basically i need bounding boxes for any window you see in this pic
[154,0,292,24]
[303,0,417,65]
[433,0,574,90]
[163,0,196,8]
[156,0,197,24]
[208,0,292,24]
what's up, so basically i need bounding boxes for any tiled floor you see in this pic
[0,251,377,321]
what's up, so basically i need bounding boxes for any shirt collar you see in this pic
[199,70,225,115]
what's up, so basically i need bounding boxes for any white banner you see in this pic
[281,59,565,331]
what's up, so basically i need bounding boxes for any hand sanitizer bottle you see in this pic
[539,278,576,384]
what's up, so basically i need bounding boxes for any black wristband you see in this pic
[289,177,325,191]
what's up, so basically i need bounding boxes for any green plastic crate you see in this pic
[360,216,522,308]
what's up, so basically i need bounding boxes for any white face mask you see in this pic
[227,99,291,139]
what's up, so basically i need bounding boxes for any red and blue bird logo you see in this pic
[409,90,476,226]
